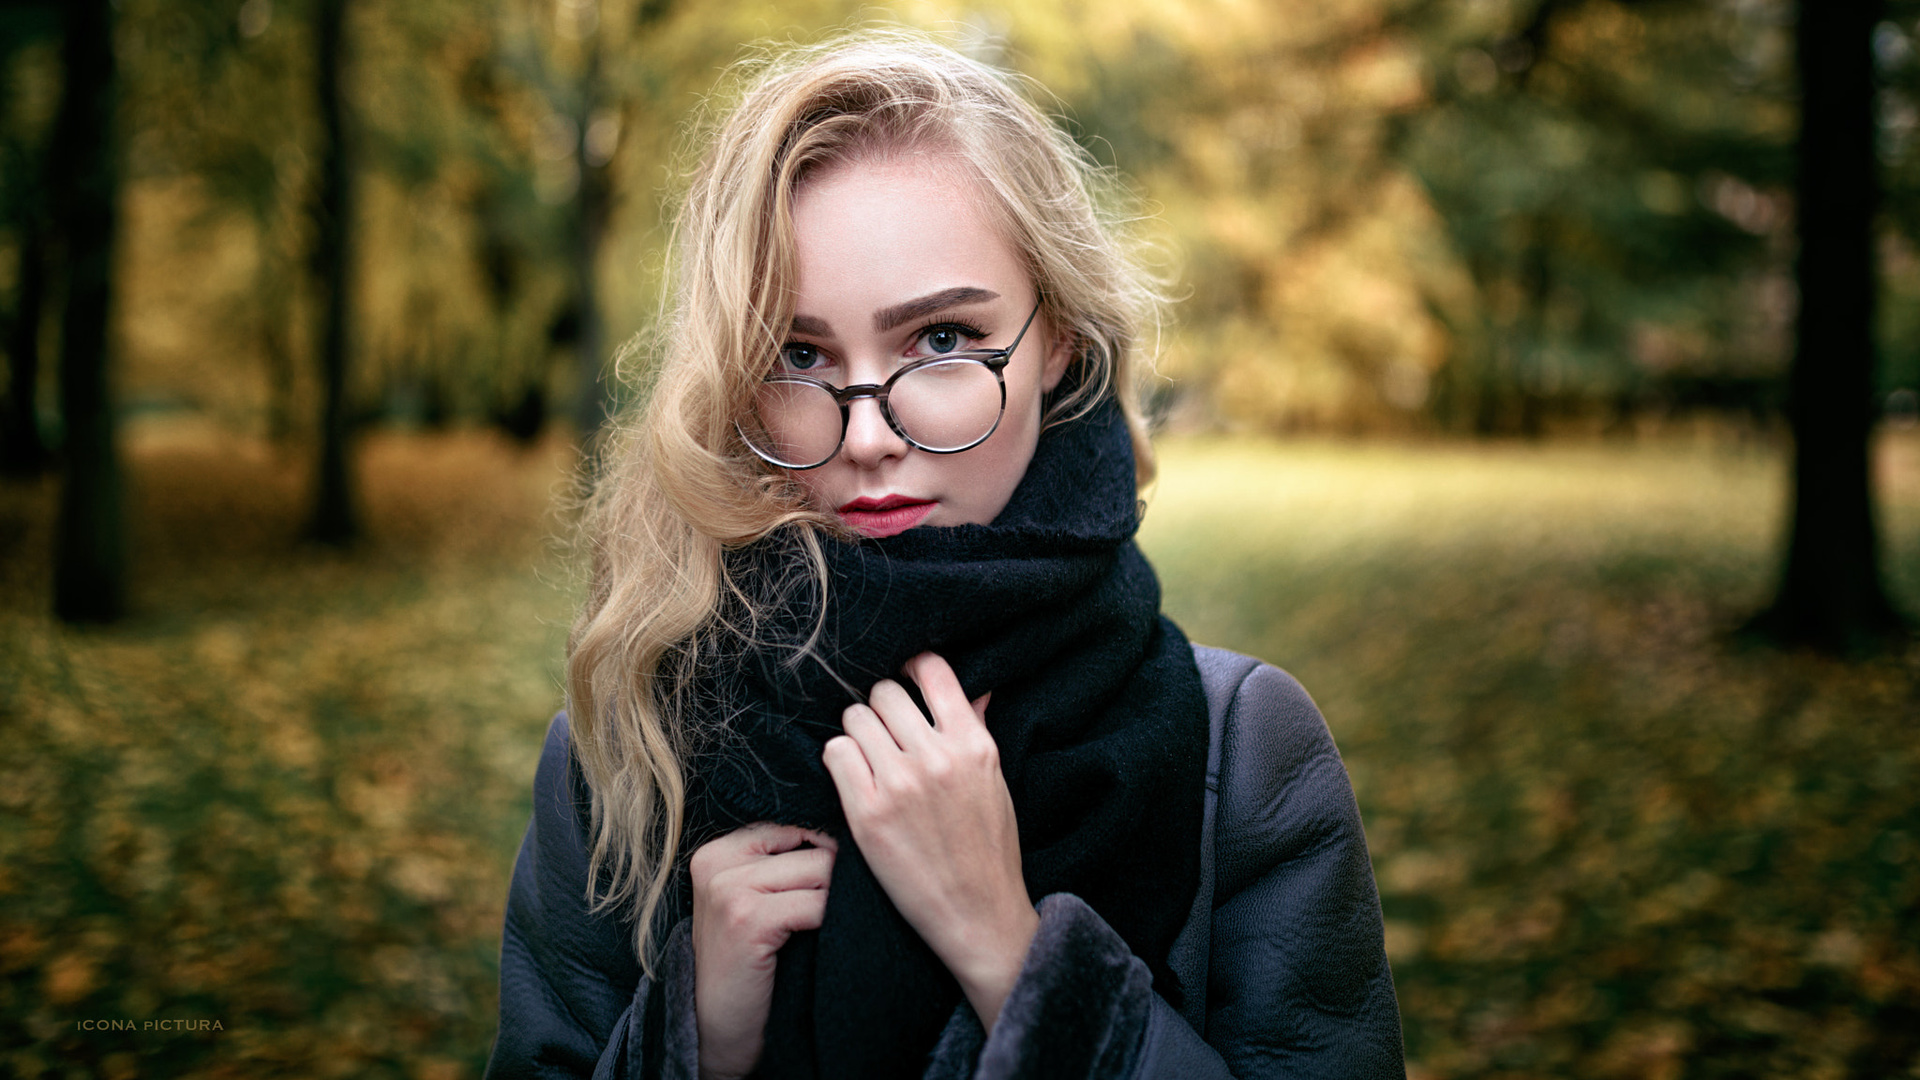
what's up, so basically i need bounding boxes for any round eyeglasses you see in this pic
[739,302,1041,471]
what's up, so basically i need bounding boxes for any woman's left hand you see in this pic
[821,651,1039,1031]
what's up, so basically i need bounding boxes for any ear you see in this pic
[1041,326,1075,393]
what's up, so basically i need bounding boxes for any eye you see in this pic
[780,343,825,372]
[915,322,984,356]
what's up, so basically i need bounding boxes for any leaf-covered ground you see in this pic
[1,426,579,1079]
[2,424,1916,1078]
[1140,432,1920,1080]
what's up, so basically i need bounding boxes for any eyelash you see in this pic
[779,319,990,371]
[910,320,987,350]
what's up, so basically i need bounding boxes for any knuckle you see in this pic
[690,843,721,882]
[879,769,921,801]
[961,733,997,763]
[719,891,758,932]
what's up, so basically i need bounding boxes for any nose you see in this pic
[837,394,909,468]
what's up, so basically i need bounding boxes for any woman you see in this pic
[487,31,1402,1080]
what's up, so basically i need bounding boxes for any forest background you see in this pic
[3,0,1920,1077]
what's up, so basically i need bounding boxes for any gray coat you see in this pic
[485,646,1405,1079]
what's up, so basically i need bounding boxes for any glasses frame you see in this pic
[740,300,1042,471]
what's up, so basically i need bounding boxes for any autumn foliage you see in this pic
[2,426,1916,1077]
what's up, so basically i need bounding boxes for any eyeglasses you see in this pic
[739,301,1041,470]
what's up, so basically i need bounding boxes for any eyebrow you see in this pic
[874,287,1000,332]
[787,286,1002,339]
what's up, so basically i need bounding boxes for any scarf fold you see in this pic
[682,400,1209,1079]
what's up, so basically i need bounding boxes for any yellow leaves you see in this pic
[390,854,456,905]
[1591,1018,1693,1080]
[1629,869,1724,930]
[1379,849,1469,895]
[1552,0,1648,64]
[1806,928,1864,971]
[411,1057,469,1080]
[1,429,575,1074]
[1383,919,1426,963]
[41,950,101,1006]
[1338,38,1426,113]
[0,926,47,974]
[1139,431,1920,1077]
[340,771,417,831]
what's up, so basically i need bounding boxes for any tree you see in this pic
[50,0,126,623]
[307,0,360,545]
[1,159,53,476]
[510,0,677,442]
[0,5,60,477]
[1750,0,1909,650]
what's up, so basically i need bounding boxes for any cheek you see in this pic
[788,462,841,509]
[965,387,1046,502]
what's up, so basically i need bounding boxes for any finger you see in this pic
[903,652,980,735]
[694,822,836,883]
[865,679,937,754]
[738,821,838,858]
[707,880,832,951]
[762,885,831,935]
[713,845,836,894]
[842,699,913,766]
[822,733,876,814]
[971,691,991,723]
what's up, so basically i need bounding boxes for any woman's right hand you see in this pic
[689,822,837,1080]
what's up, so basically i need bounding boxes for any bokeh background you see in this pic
[3,0,1919,1077]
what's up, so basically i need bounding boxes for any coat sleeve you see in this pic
[483,713,702,1080]
[924,663,1405,1080]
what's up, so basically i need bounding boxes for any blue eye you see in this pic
[919,323,981,354]
[782,344,823,371]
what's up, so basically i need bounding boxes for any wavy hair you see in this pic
[566,28,1167,968]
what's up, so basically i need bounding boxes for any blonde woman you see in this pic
[486,31,1402,1080]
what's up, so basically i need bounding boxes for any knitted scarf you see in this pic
[679,399,1209,1079]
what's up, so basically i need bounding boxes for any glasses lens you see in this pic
[747,378,843,467]
[888,359,1004,452]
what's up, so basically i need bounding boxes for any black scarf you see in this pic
[679,400,1209,1079]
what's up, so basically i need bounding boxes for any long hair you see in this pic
[565,28,1167,968]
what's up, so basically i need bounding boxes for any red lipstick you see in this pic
[838,495,935,538]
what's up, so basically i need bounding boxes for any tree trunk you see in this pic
[51,0,126,623]
[307,0,358,544]
[3,213,51,475]
[1752,0,1907,651]
[570,48,612,443]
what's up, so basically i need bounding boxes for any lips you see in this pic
[837,495,935,538]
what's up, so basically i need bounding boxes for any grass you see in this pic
[2,422,1917,1078]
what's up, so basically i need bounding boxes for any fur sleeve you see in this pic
[923,893,1154,1080]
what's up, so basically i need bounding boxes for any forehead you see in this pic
[788,152,1029,312]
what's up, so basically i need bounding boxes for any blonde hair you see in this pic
[566,28,1166,968]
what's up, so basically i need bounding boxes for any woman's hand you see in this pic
[821,652,1039,1031]
[689,822,837,1080]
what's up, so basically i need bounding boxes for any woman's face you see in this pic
[775,152,1071,538]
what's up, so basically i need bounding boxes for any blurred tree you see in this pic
[307,0,359,544]
[503,0,674,441]
[112,0,315,446]
[0,5,60,476]
[50,0,126,623]
[569,24,612,440]
[1391,0,1799,435]
[1752,0,1908,650]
